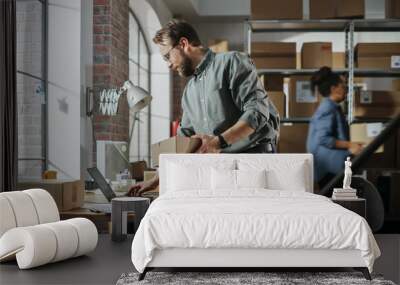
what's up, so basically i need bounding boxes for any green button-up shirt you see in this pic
[178,49,280,153]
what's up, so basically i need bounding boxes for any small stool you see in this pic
[111,197,150,242]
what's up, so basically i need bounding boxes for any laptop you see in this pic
[86,167,118,213]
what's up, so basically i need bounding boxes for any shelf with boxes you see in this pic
[247,0,400,155]
[246,19,400,124]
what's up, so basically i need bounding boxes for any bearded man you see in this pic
[128,19,280,197]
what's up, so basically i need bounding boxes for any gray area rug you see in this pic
[116,272,396,285]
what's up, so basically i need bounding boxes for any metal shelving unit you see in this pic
[246,19,400,124]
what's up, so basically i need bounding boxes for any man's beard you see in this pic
[177,51,195,77]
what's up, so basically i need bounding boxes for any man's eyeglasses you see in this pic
[162,45,176,62]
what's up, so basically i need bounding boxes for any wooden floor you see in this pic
[0,235,134,285]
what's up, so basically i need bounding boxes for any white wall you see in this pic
[48,0,81,179]
[80,0,93,180]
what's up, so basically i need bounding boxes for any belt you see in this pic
[242,141,276,153]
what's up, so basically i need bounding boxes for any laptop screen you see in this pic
[87,167,117,202]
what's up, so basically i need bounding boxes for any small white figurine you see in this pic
[343,157,353,189]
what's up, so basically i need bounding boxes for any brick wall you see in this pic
[93,0,129,161]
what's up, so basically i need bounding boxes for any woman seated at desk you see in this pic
[307,67,364,189]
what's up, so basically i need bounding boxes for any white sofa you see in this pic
[0,189,98,269]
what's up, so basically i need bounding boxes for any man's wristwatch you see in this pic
[217,134,229,149]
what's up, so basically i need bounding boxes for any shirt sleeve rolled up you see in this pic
[228,52,270,132]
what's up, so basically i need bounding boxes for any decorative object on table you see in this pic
[111,197,150,242]
[343,157,353,189]
[116,271,394,285]
[0,189,98,269]
[332,157,358,200]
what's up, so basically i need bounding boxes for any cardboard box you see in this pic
[393,79,400,91]
[251,0,303,20]
[278,123,309,153]
[301,42,332,68]
[143,170,157,182]
[289,76,321,117]
[351,125,398,169]
[310,0,364,19]
[129,160,147,181]
[350,123,384,153]
[267,91,285,117]
[251,42,296,69]
[386,0,400,19]
[333,52,346,69]
[337,0,364,18]
[17,180,84,211]
[208,39,228,53]
[356,43,400,70]
[354,91,400,118]
[260,74,284,91]
[309,0,336,19]
[151,136,202,166]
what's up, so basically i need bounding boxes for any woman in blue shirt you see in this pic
[306,67,364,188]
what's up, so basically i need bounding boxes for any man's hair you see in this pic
[153,19,201,47]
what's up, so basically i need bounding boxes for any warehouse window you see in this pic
[16,0,47,180]
[128,10,151,164]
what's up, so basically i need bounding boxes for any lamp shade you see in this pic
[125,81,152,112]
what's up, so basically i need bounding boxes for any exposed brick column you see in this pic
[92,0,129,162]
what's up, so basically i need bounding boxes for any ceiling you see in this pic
[161,0,250,22]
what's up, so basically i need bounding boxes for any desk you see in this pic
[60,189,129,234]
[59,207,111,233]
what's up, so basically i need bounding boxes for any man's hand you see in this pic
[191,134,221,153]
[127,174,159,197]
[348,142,364,155]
